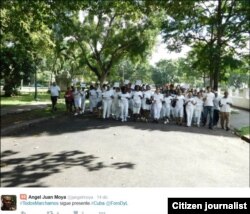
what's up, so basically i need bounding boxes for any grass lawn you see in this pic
[1,102,66,128]
[1,93,90,128]
[1,93,51,107]
[235,126,250,137]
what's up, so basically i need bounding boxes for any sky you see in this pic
[149,35,191,65]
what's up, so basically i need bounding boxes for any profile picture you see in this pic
[1,195,16,211]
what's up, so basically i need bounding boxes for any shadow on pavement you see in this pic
[1,115,239,139]
[1,150,135,187]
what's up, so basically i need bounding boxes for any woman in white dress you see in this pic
[152,87,164,123]
[142,85,153,122]
[185,91,196,127]
[132,85,143,122]
[119,86,131,122]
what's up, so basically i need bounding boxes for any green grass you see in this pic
[231,110,239,114]
[1,93,91,128]
[1,102,66,128]
[235,126,250,137]
[1,93,51,106]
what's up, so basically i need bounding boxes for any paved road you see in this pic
[1,116,249,187]
[230,108,249,130]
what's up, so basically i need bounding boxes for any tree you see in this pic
[54,1,161,85]
[110,59,153,85]
[152,60,179,86]
[0,45,35,96]
[0,0,54,96]
[161,0,249,90]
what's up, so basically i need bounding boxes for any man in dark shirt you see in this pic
[1,195,16,210]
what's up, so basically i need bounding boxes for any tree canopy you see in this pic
[1,0,248,96]
[161,0,249,90]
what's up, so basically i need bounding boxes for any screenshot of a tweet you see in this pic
[1,1,249,214]
[0,188,249,213]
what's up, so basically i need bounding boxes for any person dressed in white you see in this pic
[89,85,98,113]
[219,91,233,131]
[96,84,103,104]
[50,82,60,112]
[111,87,121,120]
[202,86,215,129]
[152,87,164,123]
[119,86,130,122]
[174,90,185,125]
[73,86,82,116]
[132,85,143,122]
[102,85,113,119]
[80,87,86,114]
[194,92,204,127]
[142,85,153,121]
[185,91,196,127]
[162,91,172,124]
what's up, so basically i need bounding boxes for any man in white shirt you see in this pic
[219,91,233,131]
[202,86,215,129]
[50,82,60,112]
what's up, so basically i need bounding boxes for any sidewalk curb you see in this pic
[231,126,250,143]
[1,116,56,135]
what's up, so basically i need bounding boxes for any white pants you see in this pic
[111,100,120,119]
[194,107,202,126]
[133,102,141,114]
[102,99,112,118]
[186,106,194,126]
[142,99,151,111]
[162,105,171,118]
[170,106,175,118]
[120,100,129,121]
[74,98,81,108]
[175,107,184,118]
[153,103,162,120]
[89,97,97,112]
[81,98,85,113]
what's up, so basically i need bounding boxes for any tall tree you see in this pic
[0,0,54,96]
[152,59,179,86]
[55,1,161,85]
[161,0,249,90]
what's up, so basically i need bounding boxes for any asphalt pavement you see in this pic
[1,114,249,187]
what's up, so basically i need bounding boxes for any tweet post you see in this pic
[0,189,249,213]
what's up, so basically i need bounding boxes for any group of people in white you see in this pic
[56,81,233,130]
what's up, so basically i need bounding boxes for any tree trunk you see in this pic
[3,84,13,97]
[203,73,206,88]
[99,73,107,86]
[213,0,223,91]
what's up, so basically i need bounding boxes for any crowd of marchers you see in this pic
[49,81,233,131]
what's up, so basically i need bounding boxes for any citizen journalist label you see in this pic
[168,198,249,214]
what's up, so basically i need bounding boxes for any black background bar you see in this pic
[168,198,249,214]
